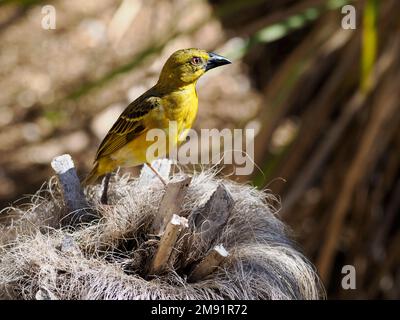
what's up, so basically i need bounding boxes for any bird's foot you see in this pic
[146,162,167,187]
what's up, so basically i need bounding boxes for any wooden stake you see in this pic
[189,244,229,282]
[177,184,234,270]
[152,176,192,235]
[51,154,95,225]
[149,214,188,275]
[192,184,234,241]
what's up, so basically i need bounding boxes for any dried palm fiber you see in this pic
[0,170,324,300]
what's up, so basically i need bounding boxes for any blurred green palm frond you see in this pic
[361,0,378,92]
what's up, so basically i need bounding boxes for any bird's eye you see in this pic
[191,57,202,65]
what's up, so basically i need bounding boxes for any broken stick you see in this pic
[189,244,229,282]
[149,214,188,275]
[152,176,192,235]
[51,154,95,225]
[179,184,233,268]
[192,184,234,241]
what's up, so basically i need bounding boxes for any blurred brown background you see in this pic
[0,0,399,299]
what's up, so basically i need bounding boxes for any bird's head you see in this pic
[158,48,231,87]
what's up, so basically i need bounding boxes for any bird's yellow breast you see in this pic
[110,84,198,167]
[160,85,199,133]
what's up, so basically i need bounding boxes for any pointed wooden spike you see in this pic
[149,214,188,275]
[188,244,229,282]
[152,176,192,235]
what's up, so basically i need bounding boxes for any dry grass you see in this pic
[0,171,324,300]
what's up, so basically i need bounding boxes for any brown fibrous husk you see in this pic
[0,171,324,300]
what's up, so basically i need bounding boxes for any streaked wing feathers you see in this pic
[95,95,161,160]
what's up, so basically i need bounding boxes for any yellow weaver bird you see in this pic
[84,48,231,203]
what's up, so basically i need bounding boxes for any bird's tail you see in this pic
[83,162,100,185]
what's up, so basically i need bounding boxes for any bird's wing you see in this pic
[95,95,161,160]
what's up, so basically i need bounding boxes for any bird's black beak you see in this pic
[205,52,231,71]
